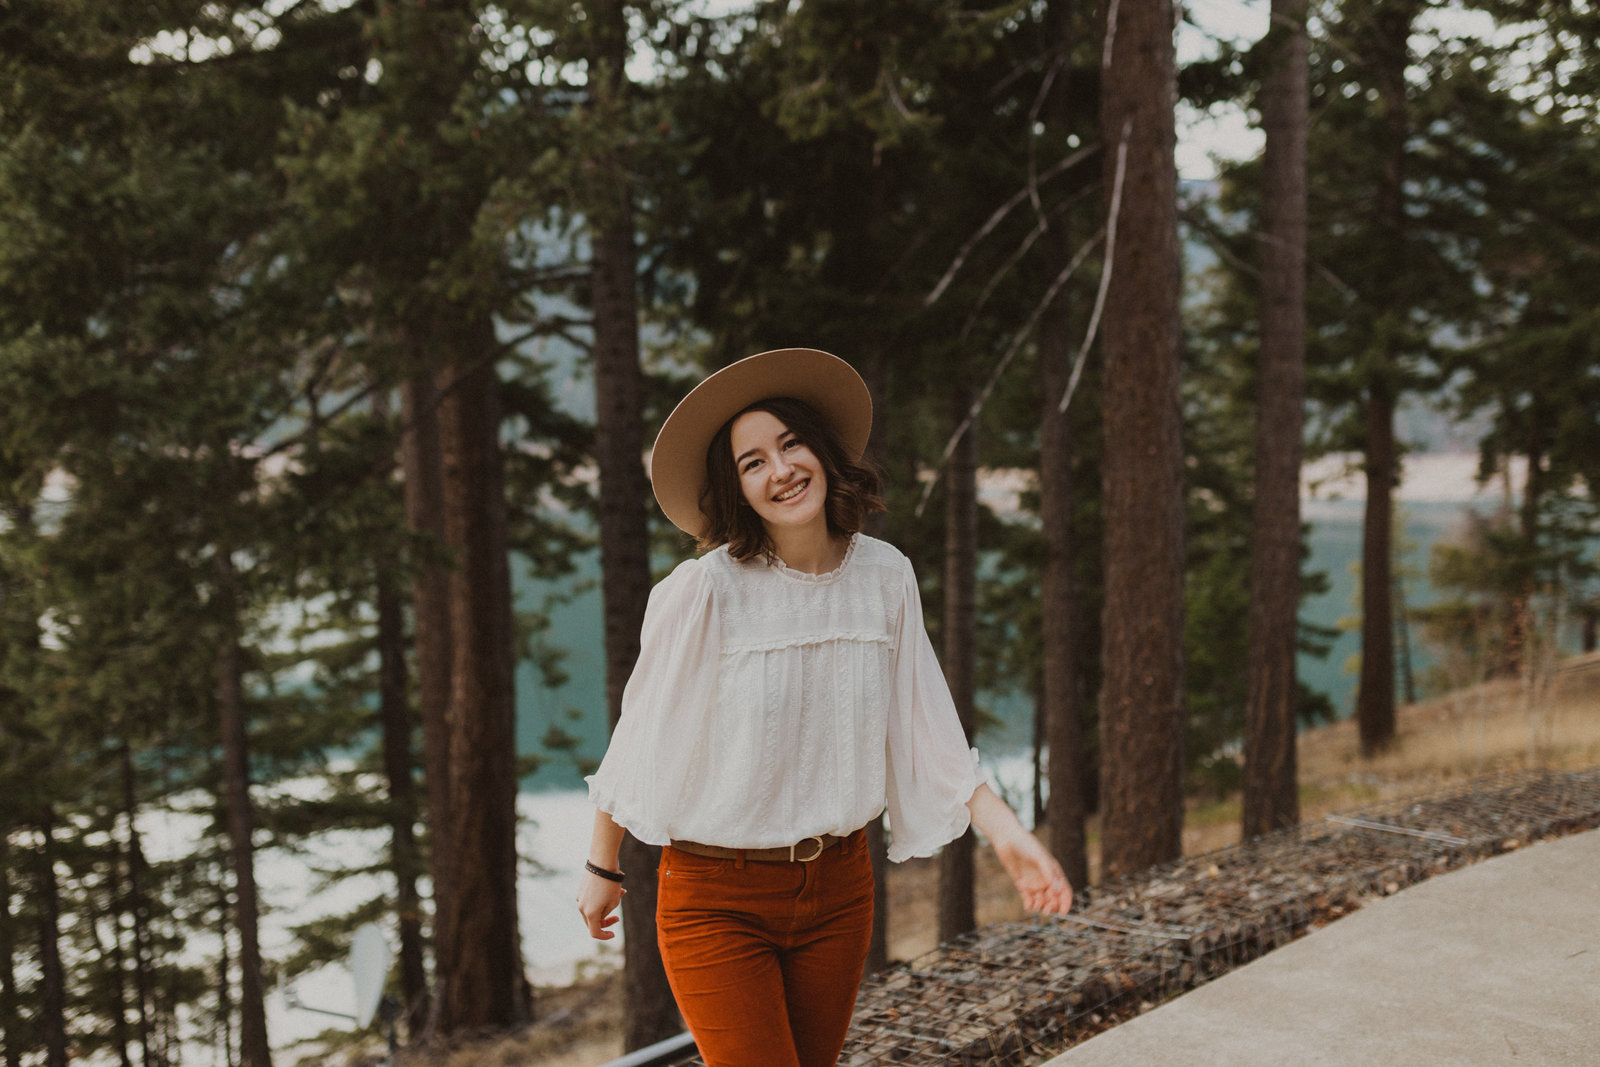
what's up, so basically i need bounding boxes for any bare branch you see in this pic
[958,186,1096,343]
[1059,119,1131,415]
[915,224,1105,518]
[880,67,915,122]
[1026,52,1067,223]
[1179,202,1360,304]
[1103,0,1122,70]
[924,143,1098,307]
[960,220,1048,342]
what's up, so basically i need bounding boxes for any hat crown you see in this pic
[650,349,873,539]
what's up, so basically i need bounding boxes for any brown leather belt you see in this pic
[670,834,844,863]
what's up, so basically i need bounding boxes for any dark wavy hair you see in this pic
[698,397,885,561]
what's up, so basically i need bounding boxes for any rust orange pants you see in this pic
[656,829,874,1067]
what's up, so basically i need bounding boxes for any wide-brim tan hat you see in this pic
[650,348,873,538]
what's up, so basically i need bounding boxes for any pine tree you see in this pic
[1241,0,1310,838]
[1095,0,1187,877]
[574,0,678,1046]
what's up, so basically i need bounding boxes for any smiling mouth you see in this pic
[773,479,808,502]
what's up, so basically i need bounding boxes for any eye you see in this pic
[782,436,802,451]
[741,457,763,474]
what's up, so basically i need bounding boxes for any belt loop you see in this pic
[735,849,746,870]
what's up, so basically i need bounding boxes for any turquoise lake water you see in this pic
[516,498,1481,793]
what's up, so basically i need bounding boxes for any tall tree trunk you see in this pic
[587,0,677,1047]
[0,823,19,1067]
[373,374,427,1034]
[382,0,484,1033]
[1355,0,1416,757]
[120,743,156,1065]
[938,388,978,942]
[216,884,234,1064]
[1095,0,1187,878]
[434,319,528,1032]
[216,559,272,1067]
[37,808,67,1067]
[1241,0,1309,839]
[1503,443,1545,677]
[375,564,428,1034]
[89,877,134,1067]
[400,366,453,1032]
[384,0,483,1028]
[1039,0,1090,890]
[1041,301,1089,888]
[213,557,271,1067]
[860,348,892,974]
[1395,574,1417,704]
[1358,385,1397,756]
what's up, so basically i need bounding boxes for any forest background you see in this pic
[1,0,1597,1066]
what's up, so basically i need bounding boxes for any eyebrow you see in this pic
[734,430,795,466]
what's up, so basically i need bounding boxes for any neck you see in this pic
[768,525,846,575]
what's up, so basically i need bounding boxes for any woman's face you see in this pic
[729,409,829,536]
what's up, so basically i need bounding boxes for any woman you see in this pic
[578,349,1072,1067]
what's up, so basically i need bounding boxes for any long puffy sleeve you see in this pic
[883,558,981,862]
[585,557,719,847]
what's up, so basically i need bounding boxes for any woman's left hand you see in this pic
[966,783,1073,916]
[992,831,1074,916]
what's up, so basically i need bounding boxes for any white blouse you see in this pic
[586,533,981,862]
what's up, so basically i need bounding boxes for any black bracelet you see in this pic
[585,860,625,883]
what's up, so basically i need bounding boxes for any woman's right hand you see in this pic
[577,867,626,940]
[579,810,630,939]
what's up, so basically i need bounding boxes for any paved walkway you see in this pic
[1047,828,1600,1066]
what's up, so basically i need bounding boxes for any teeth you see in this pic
[774,480,807,502]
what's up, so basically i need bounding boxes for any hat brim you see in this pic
[650,349,873,539]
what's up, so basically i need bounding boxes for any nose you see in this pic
[770,454,794,481]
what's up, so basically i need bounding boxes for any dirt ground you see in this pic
[392,651,1600,1067]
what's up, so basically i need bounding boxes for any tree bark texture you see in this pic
[1241,0,1309,839]
[37,809,67,1067]
[860,348,892,975]
[387,0,481,1028]
[215,560,272,1067]
[434,319,529,1031]
[0,824,19,1067]
[1040,288,1090,888]
[120,743,156,1064]
[1358,385,1397,756]
[1039,0,1090,887]
[1502,443,1544,678]
[1355,0,1417,757]
[588,0,677,1047]
[400,367,455,1023]
[1095,0,1187,879]
[375,566,428,1033]
[938,388,978,942]
[93,877,134,1067]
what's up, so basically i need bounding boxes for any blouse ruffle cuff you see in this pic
[885,747,983,863]
[585,774,672,849]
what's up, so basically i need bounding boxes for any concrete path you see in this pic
[1047,828,1600,1066]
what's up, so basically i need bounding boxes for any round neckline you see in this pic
[771,533,858,584]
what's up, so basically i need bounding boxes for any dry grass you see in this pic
[1186,649,1600,855]
[380,652,1600,1067]
[1299,651,1600,787]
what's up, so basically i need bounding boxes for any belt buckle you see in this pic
[789,835,825,862]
